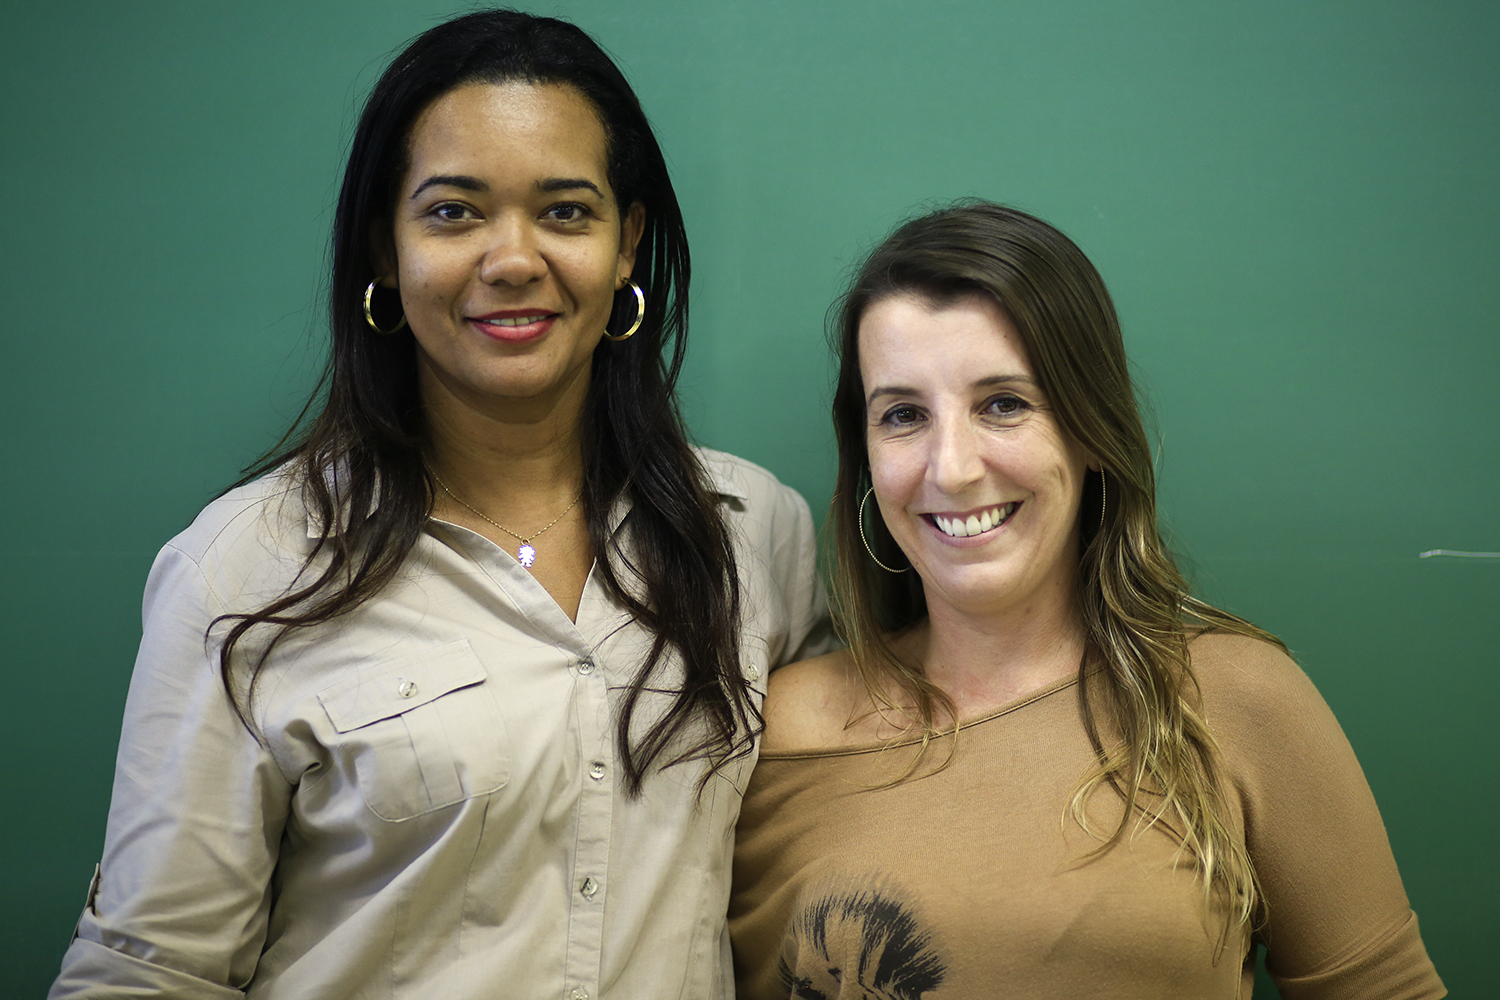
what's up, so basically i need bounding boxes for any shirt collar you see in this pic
[602,454,749,536]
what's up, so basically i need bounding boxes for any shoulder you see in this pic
[127,472,321,682]
[695,448,817,564]
[696,448,811,519]
[153,468,316,602]
[696,448,834,658]
[1188,631,1315,715]
[1187,630,1348,765]
[762,650,862,752]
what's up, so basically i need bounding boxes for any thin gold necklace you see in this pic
[430,469,582,570]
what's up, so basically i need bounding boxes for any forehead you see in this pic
[404,81,611,190]
[858,292,1032,388]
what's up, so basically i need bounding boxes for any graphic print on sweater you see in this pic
[776,876,947,1000]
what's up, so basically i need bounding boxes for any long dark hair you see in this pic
[217,9,751,794]
[829,201,1282,926]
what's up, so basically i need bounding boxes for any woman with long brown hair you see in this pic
[730,202,1442,998]
[52,11,826,999]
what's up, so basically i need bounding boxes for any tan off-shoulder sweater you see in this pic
[730,634,1444,1000]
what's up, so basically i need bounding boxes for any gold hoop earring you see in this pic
[363,280,407,334]
[859,486,909,574]
[603,279,645,342]
[1098,467,1107,531]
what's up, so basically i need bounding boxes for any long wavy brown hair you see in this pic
[828,201,1282,927]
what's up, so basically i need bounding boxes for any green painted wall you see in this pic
[3,2,1494,995]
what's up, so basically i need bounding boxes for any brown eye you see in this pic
[545,202,589,223]
[431,202,475,222]
[881,405,922,427]
[985,395,1028,417]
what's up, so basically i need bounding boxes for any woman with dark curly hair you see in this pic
[52,11,826,999]
[730,202,1442,999]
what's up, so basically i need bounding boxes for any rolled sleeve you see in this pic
[52,543,293,996]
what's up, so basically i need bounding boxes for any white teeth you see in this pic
[933,504,1014,538]
[487,315,548,327]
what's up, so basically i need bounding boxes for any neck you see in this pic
[914,574,1086,718]
[419,363,588,510]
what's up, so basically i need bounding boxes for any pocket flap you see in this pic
[318,640,486,733]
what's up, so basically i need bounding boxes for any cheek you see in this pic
[1009,427,1085,491]
[391,222,469,292]
[866,439,924,506]
[1029,453,1088,535]
[397,246,460,297]
[567,246,624,305]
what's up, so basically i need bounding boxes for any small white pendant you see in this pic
[517,543,537,568]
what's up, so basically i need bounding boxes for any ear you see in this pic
[615,201,647,286]
[369,222,399,288]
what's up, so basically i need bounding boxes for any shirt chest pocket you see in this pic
[317,640,511,821]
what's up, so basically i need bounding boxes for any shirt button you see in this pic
[589,761,606,781]
[397,679,418,699]
[581,876,599,899]
[746,665,761,682]
[577,658,595,675]
[569,989,589,1000]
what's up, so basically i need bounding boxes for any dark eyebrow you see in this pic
[865,374,1038,408]
[536,177,605,198]
[408,175,606,200]
[409,175,487,199]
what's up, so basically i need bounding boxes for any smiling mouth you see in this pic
[476,313,555,328]
[928,503,1019,538]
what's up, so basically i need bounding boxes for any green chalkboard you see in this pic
[3,2,1494,995]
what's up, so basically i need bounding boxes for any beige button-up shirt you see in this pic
[51,450,829,1000]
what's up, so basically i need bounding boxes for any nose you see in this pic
[477,215,547,287]
[927,413,985,496]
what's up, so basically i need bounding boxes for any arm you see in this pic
[1196,635,1444,1000]
[51,542,294,998]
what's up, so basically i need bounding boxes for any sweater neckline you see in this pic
[759,670,1083,761]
